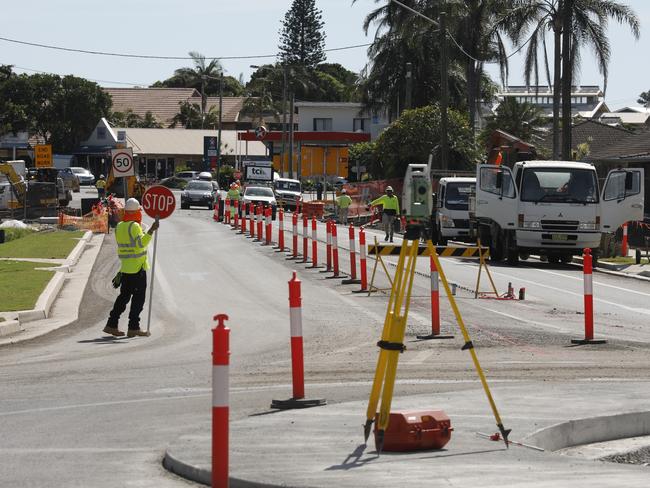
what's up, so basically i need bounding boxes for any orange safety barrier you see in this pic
[301,201,325,219]
[58,209,109,233]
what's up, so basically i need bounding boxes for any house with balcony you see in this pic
[496,85,609,119]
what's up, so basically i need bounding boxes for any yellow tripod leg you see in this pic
[375,240,419,452]
[426,240,511,447]
[364,238,411,441]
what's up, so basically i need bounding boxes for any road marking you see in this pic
[477,306,564,332]
[403,350,435,364]
[536,268,650,298]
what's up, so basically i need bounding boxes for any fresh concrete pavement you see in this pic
[2,192,650,487]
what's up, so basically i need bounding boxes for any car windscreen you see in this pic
[444,182,474,210]
[186,181,213,191]
[275,181,301,192]
[70,168,87,174]
[520,168,598,203]
[245,187,274,197]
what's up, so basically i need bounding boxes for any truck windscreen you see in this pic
[276,181,300,192]
[521,168,598,203]
[445,183,475,210]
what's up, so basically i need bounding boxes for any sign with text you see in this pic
[111,148,134,177]
[34,144,52,168]
[204,136,219,170]
[245,165,273,181]
[142,185,176,219]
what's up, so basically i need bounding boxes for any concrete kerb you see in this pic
[0,319,21,337]
[16,271,66,323]
[64,230,92,268]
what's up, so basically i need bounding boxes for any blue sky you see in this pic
[1,0,646,110]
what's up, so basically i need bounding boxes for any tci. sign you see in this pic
[142,185,176,219]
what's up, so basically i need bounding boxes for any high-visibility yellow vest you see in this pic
[115,221,152,274]
[95,179,106,189]
[336,194,353,209]
[227,188,240,200]
[370,194,400,213]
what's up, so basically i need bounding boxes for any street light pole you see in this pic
[216,72,223,178]
[282,64,288,178]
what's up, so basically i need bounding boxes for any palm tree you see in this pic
[169,101,219,129]
[173,52,223,116]
[502,0,639,159]
[481,97,547,143]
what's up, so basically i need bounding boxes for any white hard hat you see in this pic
[386,186,394,192]
[125,198,140,212]
[341,188,347,194]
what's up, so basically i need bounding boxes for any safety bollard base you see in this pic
[307,264,324,269]
[417,333,455,340]
[319,267,332,273]
[326,273,347,279]
[351,288,369,294]
[571,338,607,345]
[341,278,362,285]
[286,255,302,261]
[270,397,327,410]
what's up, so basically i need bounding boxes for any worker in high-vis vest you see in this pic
[370,186,400,242]
[104,198,159,338]
[227,183,240,219]
[335,188,353,225]
[95,175,106,198]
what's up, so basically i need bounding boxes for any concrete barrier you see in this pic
[525,411,650,452]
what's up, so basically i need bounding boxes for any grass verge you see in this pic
[0,230,84,259]
[0,261,54,311]
[1,227,36,242]
[600,256,650,265]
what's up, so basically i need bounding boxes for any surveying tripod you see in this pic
[363,224,511,452]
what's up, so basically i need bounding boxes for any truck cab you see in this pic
[474,161,644,264]
[434,177,476,245]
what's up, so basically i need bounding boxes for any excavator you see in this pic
[0,161,69,217]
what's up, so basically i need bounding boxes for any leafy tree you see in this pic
[110,109,163,128]
[278,0,326,69]
[480,98,547,144]
[169,101,220,129]
[637,90,650,108]
[348,141,379,180]
[139,111,163,128]
[375,105,480,178]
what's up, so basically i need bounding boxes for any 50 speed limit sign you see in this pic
[111,148,134,177]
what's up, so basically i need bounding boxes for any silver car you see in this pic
[69,167,95,185]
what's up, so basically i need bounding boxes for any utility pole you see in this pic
[216,72,223,177]
[288,93,295,179]
[561,0,573,160]
[201,75,207,129]
[404,62,413,112]
[440,11,449,170]
[281,64,288,178]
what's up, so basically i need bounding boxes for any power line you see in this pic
[0,35,371,60]
[10,64,149,86]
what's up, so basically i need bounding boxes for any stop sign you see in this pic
[142,185,176,219]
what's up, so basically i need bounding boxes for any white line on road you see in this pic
[535,268,650,298]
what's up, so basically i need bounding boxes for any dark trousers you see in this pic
[107,269,147,330]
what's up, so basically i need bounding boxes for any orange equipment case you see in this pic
[375,410,453,452]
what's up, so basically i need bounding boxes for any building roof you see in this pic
[499,85,603,96]
[585,128,650,162]
[599,112,650,126]
[538,119,631,157]
[114,128,267,157]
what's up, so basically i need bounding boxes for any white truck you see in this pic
[474,160,644,264]
[434,177,476,245]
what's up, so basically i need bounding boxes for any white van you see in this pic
[434,177,476,245]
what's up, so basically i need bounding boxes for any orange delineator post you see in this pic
[349,224,357,280]
[622,222,629,257]
[265,207,272,245]
[359,228,368,291]
[241,202,247,234]
[250,204,256,239]
[292,212,299,259]
[332,223,340,277]
[233,200,239,229]
[326,220,332,271]
[213,198,219,222]
[301,215,309,263]
[256,205,263,241]
[212,313,230,488]
[278,208,285,251]
[310,217,318,267]
[430,256,440,334]
[224,198,230,225]
[571,248,605,345]
[288,272,305,399]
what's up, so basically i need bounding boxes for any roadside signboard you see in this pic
[142,185,176,220]
[34,144,52,168]
[243,160,273,182]
[111,148,134,177]
[204,136,219,170]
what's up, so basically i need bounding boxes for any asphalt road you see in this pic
[2,195,650,486]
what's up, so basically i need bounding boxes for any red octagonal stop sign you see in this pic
[142,185,176,219]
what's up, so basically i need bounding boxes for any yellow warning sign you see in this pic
[34,144,53,168]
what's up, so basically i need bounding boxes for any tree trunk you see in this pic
[552,18,562,160]
[561,0,573,160]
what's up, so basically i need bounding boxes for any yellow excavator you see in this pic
[105,167,145,198]
[0,162,27,209]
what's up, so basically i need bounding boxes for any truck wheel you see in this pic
[506,249,519,265]
[548,255,560,264]
[559,254,573,264]
[489,238,504,261]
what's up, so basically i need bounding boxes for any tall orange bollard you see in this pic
[277,208,285,251]
[264,206,272,245]
[288,212,299,260]
[224,198,230,225]
[358,228,368,290]
[301,215,309,264]
[270,272,326,410]
[256,205,263,242]
[328,223,343,278]
[240,202,247,234]
[309,217,320,268]
[325,220,332,271]
[249,203,256,239]
[417,255,454,340]
[342,224,361,284]
[572,248,606,345]
[233,200,239,230]
[622,222,629,257]
[212,314,230,488]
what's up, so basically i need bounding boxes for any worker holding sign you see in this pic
[104,198,159,337]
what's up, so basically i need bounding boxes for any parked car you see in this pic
[58,168,81,192]
[242,186,277,220]
[180,179,217,209]
[176,171,200,182]
[69,167,95,186]
[274,178,302,210]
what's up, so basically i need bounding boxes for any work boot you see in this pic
[384,235,389,241]
[127,329,149,337]
[103,326,125,337]
[389,237,394,243]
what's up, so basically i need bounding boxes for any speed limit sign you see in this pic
[111,148,134,177]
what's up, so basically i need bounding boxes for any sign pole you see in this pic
[145,216,160,336]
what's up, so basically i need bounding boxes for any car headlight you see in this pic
[523,220,541,229]
[441,215,455,228]
[578,221,598,230]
